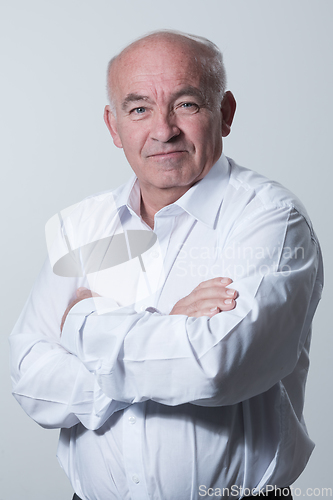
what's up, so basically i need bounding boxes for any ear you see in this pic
[221,91,236,137]
[103,105,123,149]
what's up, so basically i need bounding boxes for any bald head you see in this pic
[106,30,227,113]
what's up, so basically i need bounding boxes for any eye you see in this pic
[129,106,149,120]
[176,102,200,114]
[131,107,146,114]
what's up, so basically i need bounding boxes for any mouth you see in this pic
[147,150,187,160]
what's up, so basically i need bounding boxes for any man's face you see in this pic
[105,39,233,200]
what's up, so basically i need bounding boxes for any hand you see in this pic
[60,287,99,333]
[170,277,237,318]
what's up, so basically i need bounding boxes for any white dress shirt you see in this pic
[10,154,323,500]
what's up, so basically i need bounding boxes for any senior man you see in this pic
[10,30,323,500]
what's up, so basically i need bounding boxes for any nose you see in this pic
[150,111,180,142]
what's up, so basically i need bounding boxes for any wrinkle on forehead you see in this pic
[117,46,199,80]
[110,39,208,111]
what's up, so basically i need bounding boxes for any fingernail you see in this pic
[226,289,235,296]
[210,306,218,312]
[224,299,233,304]
[221,278,230,284]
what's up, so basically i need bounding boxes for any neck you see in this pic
[139,185,190,229]
[140,197,155,229]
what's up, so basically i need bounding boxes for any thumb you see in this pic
[76,287,93,299]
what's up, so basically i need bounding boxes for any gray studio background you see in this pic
[1,1,332,499]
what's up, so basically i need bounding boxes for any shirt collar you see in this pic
[114,154,230,228]
[114,174,140,216]
[175,154,230,228]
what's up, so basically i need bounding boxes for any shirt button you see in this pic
[140,305,146,312]
[132,475,140,484]
[128,416,136,424]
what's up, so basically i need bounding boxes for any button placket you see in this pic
[122,404,149,499]
[152,216,176,308]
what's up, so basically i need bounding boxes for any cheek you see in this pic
[178,120,203,148]
[189,123,217,154]
[120,125,149,155]
[183,114,217,142]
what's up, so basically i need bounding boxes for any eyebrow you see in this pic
[171,86,206,103]
[121,86,206,111]
[121,93,150,111]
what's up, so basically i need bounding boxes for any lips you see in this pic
[147,150,187,158]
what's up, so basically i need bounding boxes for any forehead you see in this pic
[111,39,203,104]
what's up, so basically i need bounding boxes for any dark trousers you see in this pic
[72,487,292,499]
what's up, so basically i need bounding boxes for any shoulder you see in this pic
[77,180,131,213]
[45,179,133,262]
[225,157,314,233]
[62,177,133,227]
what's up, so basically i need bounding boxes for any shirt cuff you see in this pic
[61,297,118,356]
[60,298,162,358]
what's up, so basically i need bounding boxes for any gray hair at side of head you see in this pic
[106,29,227,114]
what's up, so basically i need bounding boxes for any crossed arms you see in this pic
[10,202,322,430]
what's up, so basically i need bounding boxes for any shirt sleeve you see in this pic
[59,205,323,407]
[10,257,130,430]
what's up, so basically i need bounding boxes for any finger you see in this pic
[218,298,236,311]
[60,300,80,333]
[195,277,233,290]
[76,287,93,299]
[188,285,238,304]
[60,310,68,333]
[224,287,238,299]
[188,297,237,318]
[177,278,235,308]
[170,278,237,316]
[170,295,236,316]
[189,307,221,318]
[187,297,236,316]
